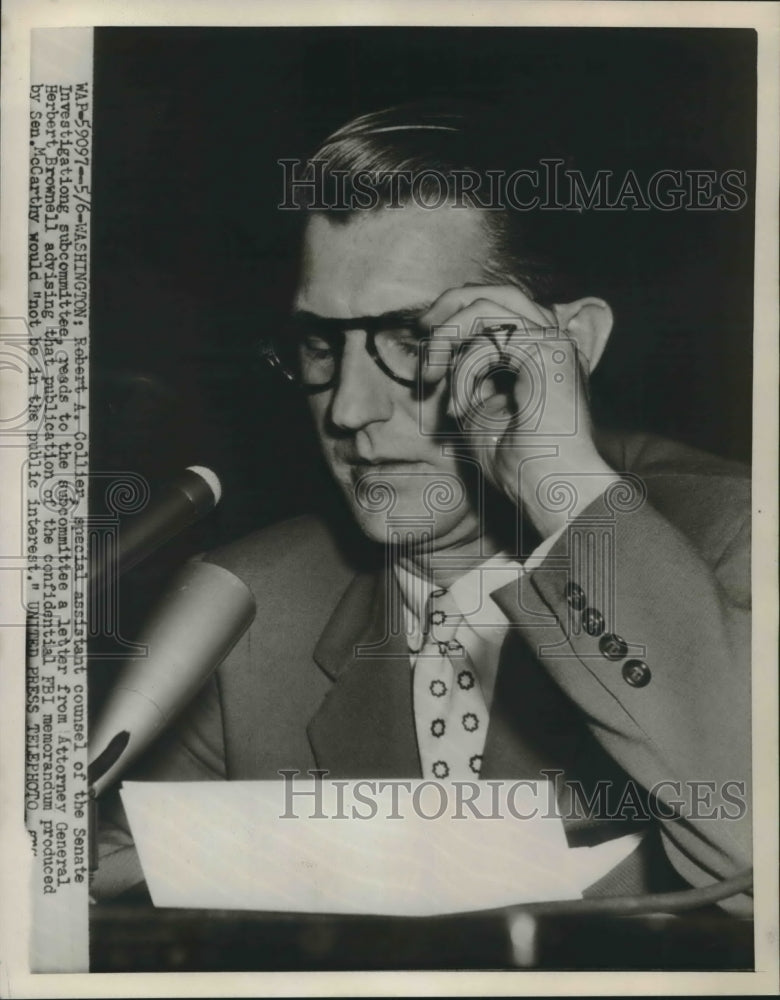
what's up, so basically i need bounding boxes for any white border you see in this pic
[2,2,778,997]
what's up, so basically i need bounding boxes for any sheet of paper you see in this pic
[121,780,641,915]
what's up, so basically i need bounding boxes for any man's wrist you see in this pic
[518,450,621,539]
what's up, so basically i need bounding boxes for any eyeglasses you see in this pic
[259,313,426,392]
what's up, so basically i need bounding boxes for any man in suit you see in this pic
[94,105,751,910]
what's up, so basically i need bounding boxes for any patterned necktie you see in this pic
[412,587,489,779]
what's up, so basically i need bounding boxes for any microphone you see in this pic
[88,557,256,796]
[90,465,223,592]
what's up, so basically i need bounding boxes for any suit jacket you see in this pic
[94,431,752,911]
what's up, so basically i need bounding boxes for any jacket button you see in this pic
[565,582,586,610]
[599,633,628,660]
[622,659,651,687]
[582,607,605,636]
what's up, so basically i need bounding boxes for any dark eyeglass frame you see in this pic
[259,316,423,393]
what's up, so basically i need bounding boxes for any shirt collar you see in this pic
[394,551,524,654]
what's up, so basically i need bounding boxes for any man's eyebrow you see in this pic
[291,305,432,330]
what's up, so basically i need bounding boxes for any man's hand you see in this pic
[419,284,621,538]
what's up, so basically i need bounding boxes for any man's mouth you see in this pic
[333,446,426,467]
[337,457,431,486]
[346,458,427,473]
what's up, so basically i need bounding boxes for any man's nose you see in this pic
[329,333,393,431]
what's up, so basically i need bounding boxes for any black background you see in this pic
[89,25,756,574]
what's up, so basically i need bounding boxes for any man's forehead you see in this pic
[294,205,490,318]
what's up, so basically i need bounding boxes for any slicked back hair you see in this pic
[292,102,574,306]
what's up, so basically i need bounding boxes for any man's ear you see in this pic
[552,297,614,372]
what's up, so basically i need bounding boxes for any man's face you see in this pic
[293,205,491,550]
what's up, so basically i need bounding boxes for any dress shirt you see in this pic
[395,529,563,710]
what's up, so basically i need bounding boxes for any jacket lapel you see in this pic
[307,565,421,778]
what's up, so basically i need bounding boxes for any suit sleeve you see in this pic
[493,485,752,912]
[91,672,227,901]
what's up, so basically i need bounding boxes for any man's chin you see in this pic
[346,499,476,550]
[331,463,475,544]
[351,511,426,546]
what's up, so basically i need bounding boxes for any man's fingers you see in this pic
[418,284,559,387]
[419,283,556,333]
[449,332,545,428]
[421,307,555,388]
[416,288,581,447]
[421,300,525,385]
